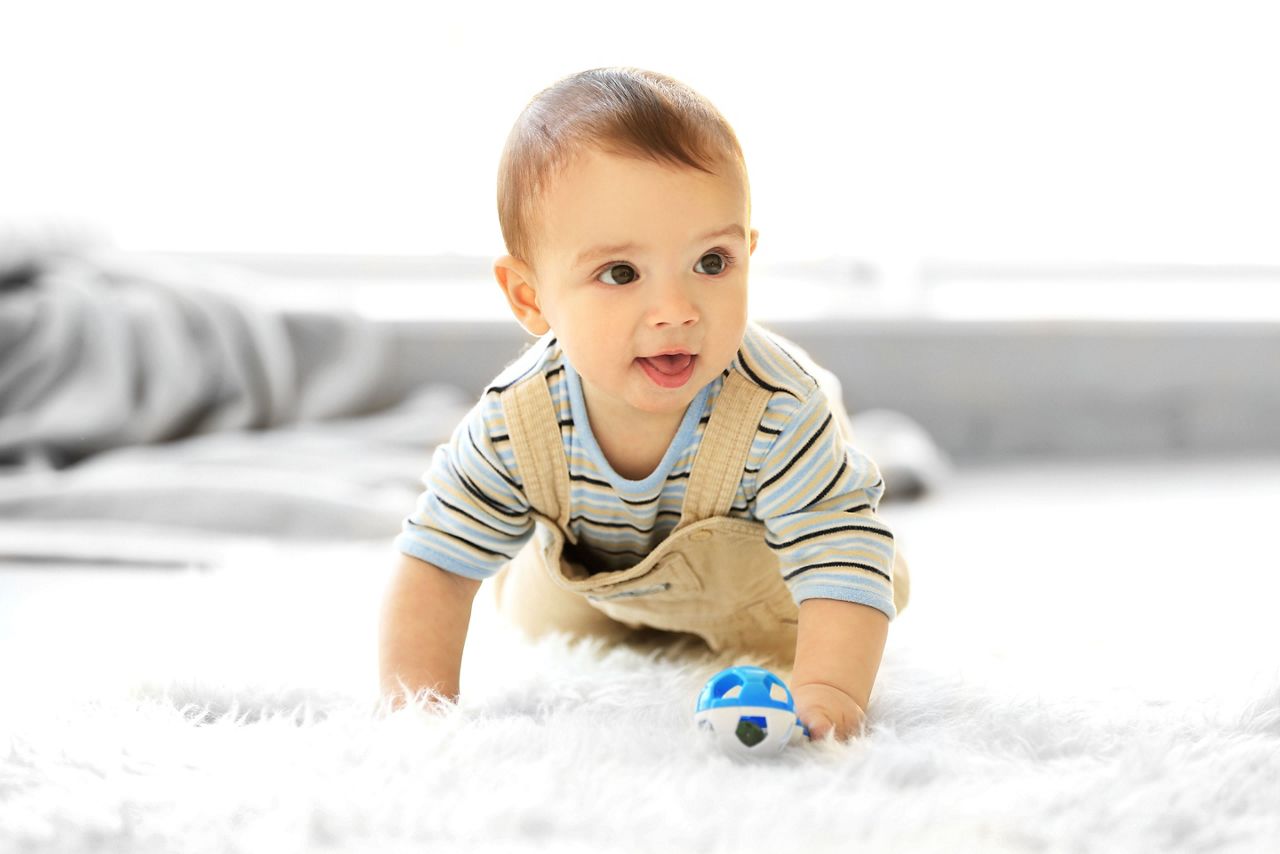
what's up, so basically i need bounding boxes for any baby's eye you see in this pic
[597,263,637,286]
[694,251,730,275]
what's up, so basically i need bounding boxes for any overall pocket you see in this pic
[580,550,708,627]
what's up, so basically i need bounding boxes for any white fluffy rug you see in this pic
[3,460,1280,853]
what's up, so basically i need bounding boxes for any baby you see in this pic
[379,67,909,741]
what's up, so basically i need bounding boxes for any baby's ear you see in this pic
[493,255,550,336]
[749,228,759,255]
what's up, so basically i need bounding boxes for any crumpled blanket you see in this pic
[0,232,400,468]
[0,384,472,557]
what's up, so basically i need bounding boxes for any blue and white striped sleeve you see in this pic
[393,395,535,580]
[753,387,898,620]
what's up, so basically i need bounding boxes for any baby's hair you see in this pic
[496,66,749,266]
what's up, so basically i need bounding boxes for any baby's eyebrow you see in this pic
[573,223,746,267]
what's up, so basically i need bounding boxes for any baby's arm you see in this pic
[383,388,535,706]
[378,553,482,706]
[791,598,889,741]
[750,374,897,741]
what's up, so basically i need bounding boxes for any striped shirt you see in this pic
[395,322,897,620]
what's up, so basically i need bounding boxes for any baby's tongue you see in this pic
[644,353,693,375]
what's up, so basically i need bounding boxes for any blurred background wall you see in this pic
[3,0,1278,462]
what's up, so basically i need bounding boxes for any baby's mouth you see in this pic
[642,353,694,375]
[636,352,697,389]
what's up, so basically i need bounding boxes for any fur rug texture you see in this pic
[2,461,1279,853]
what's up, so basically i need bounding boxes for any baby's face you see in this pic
[516,148,755,424]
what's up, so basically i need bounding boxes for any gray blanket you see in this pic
[0,235,473,561]
[0,384,471,559]
[0,237,402,468]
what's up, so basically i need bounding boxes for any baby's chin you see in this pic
[625,373,716,415]
[628,397,695,417]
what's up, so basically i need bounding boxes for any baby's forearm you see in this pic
[378,554,481,704]
[790,598,889,711]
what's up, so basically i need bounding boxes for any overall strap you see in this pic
[500,372,573,535]
[677,370,772,528]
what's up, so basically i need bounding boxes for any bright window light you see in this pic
[2,1,1278,319]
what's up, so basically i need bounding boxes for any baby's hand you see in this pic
[793,682,867,742]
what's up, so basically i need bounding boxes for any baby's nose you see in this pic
[648,277,699,328]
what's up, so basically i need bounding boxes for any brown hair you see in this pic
[496,67,750,266]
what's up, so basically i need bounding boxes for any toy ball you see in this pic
[694,665,808,757]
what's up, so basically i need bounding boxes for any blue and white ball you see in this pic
[694,666,807,757]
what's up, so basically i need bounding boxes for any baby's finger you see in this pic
[802,710,834,741]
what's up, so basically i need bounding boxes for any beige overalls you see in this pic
[491,366,911,667]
